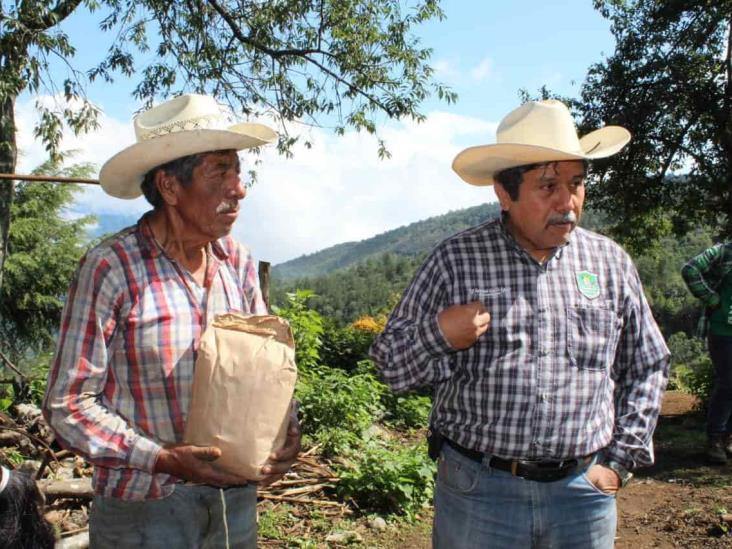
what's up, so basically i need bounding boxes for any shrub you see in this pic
[335,439,435,518]
[296,365,386,456]
[383,393,432,429]
[667,332,714,406]
[320,320,374,372]
[272,289,323,373]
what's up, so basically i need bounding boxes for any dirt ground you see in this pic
[614,391,732,549]
[259,391,732,548]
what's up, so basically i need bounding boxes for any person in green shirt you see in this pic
[681,242,732,464]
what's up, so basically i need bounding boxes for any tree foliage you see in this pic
[580,0,730,246]
[566,0,732,251]
[96,0,456,154]
[0,160,94,360]
[0,0,455,293]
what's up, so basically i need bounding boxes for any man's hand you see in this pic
[153,444,249,487]
[585,464,621,495]
[437,301,491,350]
[259,401,302,487]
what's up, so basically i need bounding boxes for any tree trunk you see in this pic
[0,93,16,293]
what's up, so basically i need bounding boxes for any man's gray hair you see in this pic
[139,152,207,209]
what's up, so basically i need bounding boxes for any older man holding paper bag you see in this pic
[43,94,301,548]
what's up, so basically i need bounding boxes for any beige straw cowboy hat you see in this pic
[99,94,277,199]
[452,99,631,186]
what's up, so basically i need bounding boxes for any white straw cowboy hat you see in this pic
[452,99,631,186]
[99,94,277,199]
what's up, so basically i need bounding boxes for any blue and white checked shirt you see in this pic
[370,217,670,470]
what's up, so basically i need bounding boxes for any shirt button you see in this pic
[539,348,549,356]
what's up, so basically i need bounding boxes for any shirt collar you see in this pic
[497,212,571,265]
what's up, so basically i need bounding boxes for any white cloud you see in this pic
[15,96,499,264]
[470,57,494,82]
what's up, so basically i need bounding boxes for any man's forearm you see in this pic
[43,392,163,472]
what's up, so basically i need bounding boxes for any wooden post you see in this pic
[258,261,271,312]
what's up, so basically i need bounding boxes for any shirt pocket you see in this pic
[566,306,622,371]
[473,289,523,357]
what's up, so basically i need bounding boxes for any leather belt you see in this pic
[445,439,593,483]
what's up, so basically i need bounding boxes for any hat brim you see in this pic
[452,126,631,186]
[99,123,277,199]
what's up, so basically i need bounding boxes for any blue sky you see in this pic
[16,1,615,264]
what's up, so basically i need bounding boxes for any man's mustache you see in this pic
[547,211,577,225]
[216,200,239,214]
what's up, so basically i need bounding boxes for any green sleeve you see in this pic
[681,244,724,306]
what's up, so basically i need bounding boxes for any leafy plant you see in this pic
[336,439,435,518]
[273,289,324,373]
[296,364,386,456]
[668,332,714,406]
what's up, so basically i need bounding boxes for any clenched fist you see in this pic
[437,301,491,350]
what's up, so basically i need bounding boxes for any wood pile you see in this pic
[1,406,348,548]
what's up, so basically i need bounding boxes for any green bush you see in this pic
[667,331,714,405]
[383,392,432,429]
[320,320,375,372]
[335,439,435,518]
[296,365,386,456]
[272,289,324,373]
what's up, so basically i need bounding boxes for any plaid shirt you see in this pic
[370,217,670,470]
[43,214,266,500]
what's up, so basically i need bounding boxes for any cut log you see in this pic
[39,478,93,500]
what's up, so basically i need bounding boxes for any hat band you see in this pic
[140,113,229,141]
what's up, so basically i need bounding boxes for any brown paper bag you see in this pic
[184,313,297,480]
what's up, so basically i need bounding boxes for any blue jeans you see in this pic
[707,334,732,436]
[433,443,617,549]
[89,483,256,548]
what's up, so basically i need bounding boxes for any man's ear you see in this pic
[155,170,180,206]
[494,182,512,212]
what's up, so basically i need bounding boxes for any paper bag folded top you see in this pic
[184,313,297,480]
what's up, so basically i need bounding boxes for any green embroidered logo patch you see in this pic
[576,271,600,299]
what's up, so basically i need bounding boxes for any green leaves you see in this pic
[569,0,732,246]
[0,159,95,360]
[275,290,434,516]
[90,0,454,156]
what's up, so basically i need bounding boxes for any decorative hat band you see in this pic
[140,113,229,141]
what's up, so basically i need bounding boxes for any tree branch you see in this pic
[19,0,83,32]
[205,0,393,116]
[206,0,330,59]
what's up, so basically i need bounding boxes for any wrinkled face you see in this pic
[173,150,245,241]
[495,160,586,261]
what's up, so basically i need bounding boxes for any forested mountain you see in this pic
[272,201,617,325]
[272,200,715,334]
[273,202,502,280]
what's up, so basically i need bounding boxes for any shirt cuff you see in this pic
[127,435,163,473]
[415,313,455,358]
[601,447,634,471]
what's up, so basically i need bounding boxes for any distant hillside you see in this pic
[274,202,502,280]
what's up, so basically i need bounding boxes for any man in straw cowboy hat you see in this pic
[371,99,670,548]
[43,94,301,547]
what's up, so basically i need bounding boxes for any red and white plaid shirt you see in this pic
[43,214,266,500]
